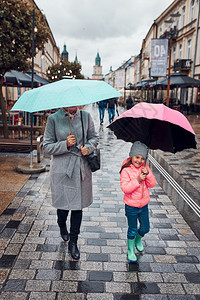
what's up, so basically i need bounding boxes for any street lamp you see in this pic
[162,12,181,106]
[30,8,37,168]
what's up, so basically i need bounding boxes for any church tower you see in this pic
[74,51,79,64]
[92,51,103,80]
[61,44,68,61]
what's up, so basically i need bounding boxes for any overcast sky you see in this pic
[35,0,173,78]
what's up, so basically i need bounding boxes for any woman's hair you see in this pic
[119,159,132,173]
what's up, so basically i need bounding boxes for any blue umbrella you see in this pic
[11,79,121,113]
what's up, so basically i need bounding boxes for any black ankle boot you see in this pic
[68,241,80,260]
[60,227,69,242]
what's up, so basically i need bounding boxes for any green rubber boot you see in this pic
[135,233,144,252]
[127,238,137,262]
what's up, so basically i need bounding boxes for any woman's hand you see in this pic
[67,133,76,148]
[80,145,88,156]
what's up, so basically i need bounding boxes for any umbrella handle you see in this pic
[67,108,72,133]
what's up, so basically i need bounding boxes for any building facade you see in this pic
[141,0,200,104]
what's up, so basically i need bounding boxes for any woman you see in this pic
[43,106,98,259]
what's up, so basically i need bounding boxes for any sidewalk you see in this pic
[0,104,199,299]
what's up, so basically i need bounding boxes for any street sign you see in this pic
[150,39,168,77]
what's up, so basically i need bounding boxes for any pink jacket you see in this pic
[120,158,157,208]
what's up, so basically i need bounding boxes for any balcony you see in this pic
[174,59,192,71]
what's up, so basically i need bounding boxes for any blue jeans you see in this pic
[99,107,105,123]
[108,108,115,123]
[125,204,150,240]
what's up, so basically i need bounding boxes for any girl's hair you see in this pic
[119,159,132,173]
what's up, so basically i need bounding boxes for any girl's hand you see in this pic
[137,172,146,183]
[67,133,76,148]
[80,145,88,156]
[142,167,149,175]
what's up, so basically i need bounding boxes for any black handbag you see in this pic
[80,111,100,172]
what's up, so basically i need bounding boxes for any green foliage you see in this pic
[46,60,84,82]
[0,0,49,75]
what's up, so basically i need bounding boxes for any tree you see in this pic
[0,0,49,138]
[46,60,84,82]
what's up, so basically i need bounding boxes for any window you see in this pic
[179,43,182,59]
[159,26,162,37]
[182,6,185,27]
[187,39,192,59]
[190,0,195,22]
[172,46,176,64]
[175,12,180,30]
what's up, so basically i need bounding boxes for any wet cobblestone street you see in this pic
[0,104,200,299]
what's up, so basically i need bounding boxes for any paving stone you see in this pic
[168,296,196,300]
[51,281,78,292]
[0,255,16,268]
[138,272,163,283]
[57,293,85,299]
[54,260,80,270]
[0,228,16,239]
[13,259,31,269]
[30,260,53,269]
[29,292,56,300]
[0,269,9,284]
[113,271,137,282]
[106,282,131,293]
[25,280,51,291]
[114,295,140,300]
[36,269,61,280]
[175,255,199,263]
[62,270,87,281]
[36,244,58,252]
[145,247,166,255]
[184,272,200,283]
[9,269,35,280]
[150,263,175,273]
[132,282,160,294]
[157,283,185,294]
[173,263,199,273]
[89,271,113,281]
[80,261,103,271]
[87,254,109,262]
[162,273,187,283]
[128,262,152,273]
[140,296,168,300]
[3,279,26,291]
[0,292,28,299]
[87,238,107,246]
[5,220,21,229]
[87,293,114,300]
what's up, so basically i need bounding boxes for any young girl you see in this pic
[120,141,157,263]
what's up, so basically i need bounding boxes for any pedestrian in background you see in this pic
[97,100,108,124]
[107,98,118,123]
[43,106,98,260]
[119,141,157,263]
[126,95,133,110]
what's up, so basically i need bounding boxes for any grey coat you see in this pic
[43,108,99,210]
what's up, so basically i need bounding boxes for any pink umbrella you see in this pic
[107,102,196,153]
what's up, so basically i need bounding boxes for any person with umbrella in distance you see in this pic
[107,97,118,123]
[120,141,157,263]
[97,99,108,124]
[43,106,98,260]
[126,95,133,110]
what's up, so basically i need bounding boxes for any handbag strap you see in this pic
[80,111,85,146]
